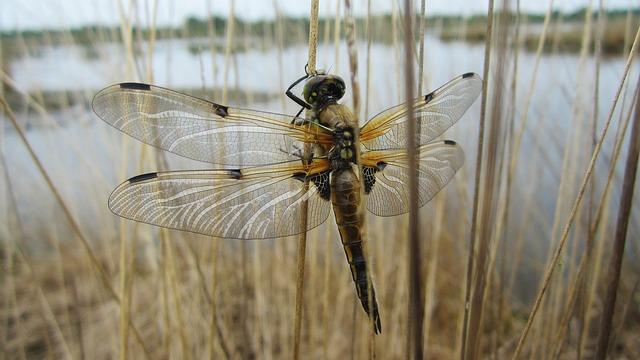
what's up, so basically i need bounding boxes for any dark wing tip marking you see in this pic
[424,92,434,103]
[444,140,457,145]
[462,72,475,79]
[213,104,229,117]
[228,169,243,179]
[120,82,151,91]
[129,172,158,183]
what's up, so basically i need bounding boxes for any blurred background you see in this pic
[1,0,639,358]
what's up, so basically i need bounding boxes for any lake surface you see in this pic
[3,34,639,252]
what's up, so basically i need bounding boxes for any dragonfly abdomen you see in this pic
[330,168,382,334]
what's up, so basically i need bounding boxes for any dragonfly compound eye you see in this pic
[324,76,346,101]
[303,74,346,106]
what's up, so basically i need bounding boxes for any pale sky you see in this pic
[0,0,635,31]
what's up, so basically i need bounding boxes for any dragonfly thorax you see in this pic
[329,127,356,170]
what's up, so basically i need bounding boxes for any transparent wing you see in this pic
[361,141,464,217]
[360,73,482,150]
[93,83,333,166]
[108,160,332,239]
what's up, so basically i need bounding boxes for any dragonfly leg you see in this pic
[286,68,313,124]
[286,73,312,110]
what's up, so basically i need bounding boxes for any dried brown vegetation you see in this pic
[1,1,639,359]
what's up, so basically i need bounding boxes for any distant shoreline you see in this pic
[1,8,636,52]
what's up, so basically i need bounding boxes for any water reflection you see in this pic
[3,35,639,249]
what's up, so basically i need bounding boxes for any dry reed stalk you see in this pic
[344,0,375,352]
[511,24,640,359]
[0,98,152,358]
[324,4,343,354]
[240,227,250,356]
[577,79,639,358]
[333,0,342,74]
[116,4,158,357]
[343,0,377,349]
[16,246,73,358]
[46,209,74,352]
[460,0,494,358]
[538,6,593,353]
[160,236,171,357]
[554,65,639,360]
[322,230,332,358]
[541,75,589,355]
[587,0,603,257]
[550,233,598,358]
[272,5,289,350]
[273,0,286,110]
[468,4,510,357]
[2,162,34,359]
[414,0,431,356]
[4,162,72,357]
[118,223,131,360]
[576,6,603,349]
[593,71,640,359]
[144,0,159,82]
[482,57,521,355]
[608,277,640,352]
[387,5,410,357]
[550,185,616,357]
[254,238,267,356]
[417,0,427,96]
[400,1,424,358]
[579,194,611,356]
[180,239,231,358]
[162,232,191,360]
[504,177,537,297]
[577,14,638,356]
[589,16,637,256]
[364,0,373,122]
[206,0,218,91]
[116,0,141,80]
[423,195,445,352]
[506,0,554,201]
[492,1,521,350]
[391,1,402,102]
[222,0,235,104]
[293,2,320,358]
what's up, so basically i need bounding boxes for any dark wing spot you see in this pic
[120,83,151,91]
[129,172,158,183]
[364,162,388,194]
[213,104,229,117]
[462,72,475,79]
[424,92,434,103]
[444,140,457,145]
[310,172,331,200]
[363,166,377,194]
[376,161,388,171]
[292,173,307,182]
[228,169,242,179]
[292,171,330,200]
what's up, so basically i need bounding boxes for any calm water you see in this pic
[3,35,639,251]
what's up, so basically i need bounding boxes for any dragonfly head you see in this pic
[303,74,346,108]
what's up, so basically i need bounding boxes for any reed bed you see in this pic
[1,1,640,359]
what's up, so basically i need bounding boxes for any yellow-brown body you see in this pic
[317,103,382,333]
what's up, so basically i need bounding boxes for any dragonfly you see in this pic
[93,71,482,334]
